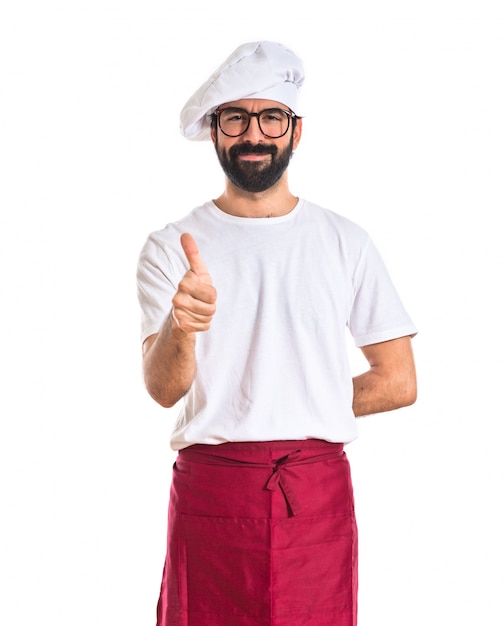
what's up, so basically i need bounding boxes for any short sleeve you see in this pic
[349,236,417,347]
[136,234,179,343]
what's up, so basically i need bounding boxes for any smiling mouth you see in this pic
[230,143,277,158]
[239,153,270,160]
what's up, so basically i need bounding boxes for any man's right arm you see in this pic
[142,318,196,408]
[142,233,216,408]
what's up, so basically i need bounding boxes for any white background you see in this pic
[1,1,503,624]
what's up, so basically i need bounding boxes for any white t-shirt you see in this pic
[137,199,417,450]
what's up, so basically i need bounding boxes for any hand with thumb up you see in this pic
[171,233,217,333]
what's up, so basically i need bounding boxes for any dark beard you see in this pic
[215,135,294,193]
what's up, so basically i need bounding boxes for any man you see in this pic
[137,41,417,626]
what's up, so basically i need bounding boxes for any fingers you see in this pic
[172,284,216,332]
[171,296,215,332]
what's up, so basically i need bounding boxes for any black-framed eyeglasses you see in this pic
[214,107,297,138]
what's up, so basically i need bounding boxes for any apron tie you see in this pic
[265,450,303,516]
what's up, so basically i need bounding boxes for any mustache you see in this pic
[229,143,278,158]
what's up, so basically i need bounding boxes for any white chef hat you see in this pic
[179,41,305,141]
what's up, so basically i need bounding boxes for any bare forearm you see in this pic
[352,369,415,417]
[143,312,197,408]
[352,337,417,417]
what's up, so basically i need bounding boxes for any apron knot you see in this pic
[265,450,303,516]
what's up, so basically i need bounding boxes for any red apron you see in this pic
[156,440,358,626]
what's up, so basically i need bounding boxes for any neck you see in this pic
[213,178,298,218]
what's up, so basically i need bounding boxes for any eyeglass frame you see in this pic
[212,106,298,139]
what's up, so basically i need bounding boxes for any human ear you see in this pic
[292,118,302,150]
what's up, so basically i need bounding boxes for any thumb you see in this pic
[180,233,212,284]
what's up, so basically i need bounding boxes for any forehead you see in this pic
[218,98,287,111]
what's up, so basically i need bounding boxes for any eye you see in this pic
[261,109,287,123]
[221,109,247,123]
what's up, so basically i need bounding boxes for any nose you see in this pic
[241,114,264,142]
